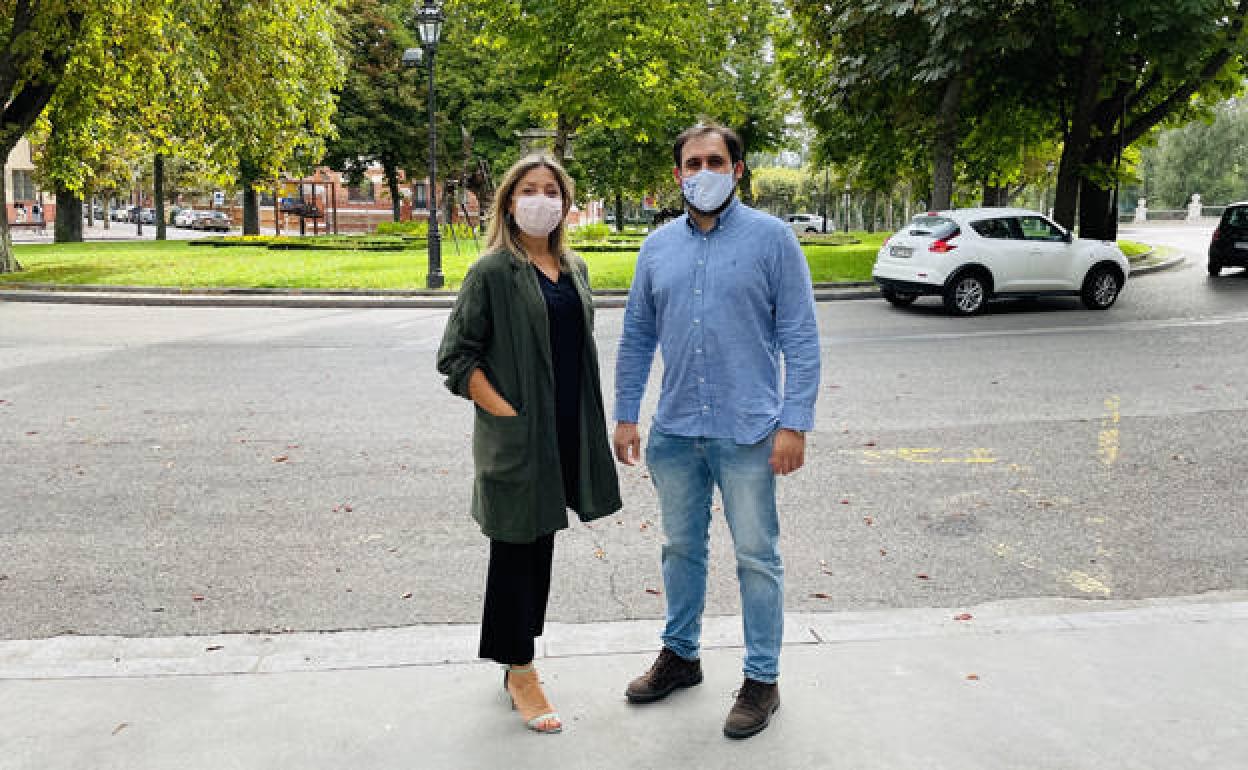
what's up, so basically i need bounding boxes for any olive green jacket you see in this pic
[436,248,622,543]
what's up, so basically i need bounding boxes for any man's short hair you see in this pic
[673,124,744,167]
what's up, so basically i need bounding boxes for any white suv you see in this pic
[873,208,1130,315]
[787,213,826,234]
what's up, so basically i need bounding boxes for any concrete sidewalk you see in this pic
[2,593,1244,769]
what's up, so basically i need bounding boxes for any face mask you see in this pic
[513,195,564,237]
[681,169,736,213]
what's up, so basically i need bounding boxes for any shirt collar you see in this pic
[684,197,740,235]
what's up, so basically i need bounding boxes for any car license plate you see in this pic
[1236,242,1248,250]
[890,245,913,257]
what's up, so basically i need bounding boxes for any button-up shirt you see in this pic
[614,199,821,444]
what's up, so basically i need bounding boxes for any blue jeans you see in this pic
[645,428,783,683]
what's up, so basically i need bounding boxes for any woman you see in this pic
[437,155,622,734]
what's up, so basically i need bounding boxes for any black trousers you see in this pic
[479,533,556,665]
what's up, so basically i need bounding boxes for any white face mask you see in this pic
[681,169,736,213]
[513,195,564,237]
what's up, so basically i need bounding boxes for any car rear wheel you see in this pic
[1208,259,1222,276]
[881,288,918,307]
[1081,266,1122,309]
[943,273,988,315]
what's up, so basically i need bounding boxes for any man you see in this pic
[613,124,820,739]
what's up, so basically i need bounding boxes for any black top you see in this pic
[535,265,584,505]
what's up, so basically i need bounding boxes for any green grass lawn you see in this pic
[6,233,1154,290]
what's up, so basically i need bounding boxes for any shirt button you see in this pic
[695,348,702,354]
[698,377,705,383]
[693,318,700,324]
[697,260,704,266]
[694,289,702,295]
[702,405,710,412]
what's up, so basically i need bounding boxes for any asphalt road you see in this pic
[1,224,1245,639]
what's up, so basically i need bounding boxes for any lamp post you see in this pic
[842,181,852,234]
[405,0,445,289]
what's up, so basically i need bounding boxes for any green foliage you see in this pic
[571,223,612,242]
[751,167,810,216]
[1139,98,1248,208]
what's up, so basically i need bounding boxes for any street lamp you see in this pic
[405,0,445,289]
[842,181,852,234]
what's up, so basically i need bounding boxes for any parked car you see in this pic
[138,208,157,224]
[787,213,827,234]
[82,202,105,220]
[109,207,131,222]
[872,208,1130,316]
[173,209,199,228]
[1207,202,1248,275]
[191,211,232,232]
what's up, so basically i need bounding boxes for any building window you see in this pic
[349,180,375,203]
[11,170,34,201]
[413,182,428,209]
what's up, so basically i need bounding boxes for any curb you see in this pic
[2,593,1243,680]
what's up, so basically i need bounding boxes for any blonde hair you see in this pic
[486,154,576,265]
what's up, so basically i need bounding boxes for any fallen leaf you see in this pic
[864,441,877,447]
[112,723,129,736]
[840,499,851,505]
[191,595,205,602]
[916,574,930,580]
[593,547,606,559]
[879,549,888,556]
[401,592,413,599]
[273,455,289,463]
[645,588,662,595]
[205,645,224,652]
[953,613,973,621]
[863,516,874,525]
[25,431,38,436]
[966,674,980,681]
[810,592,831,599]
[286,444,301,449]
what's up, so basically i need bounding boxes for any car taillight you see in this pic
[929,237,956,253]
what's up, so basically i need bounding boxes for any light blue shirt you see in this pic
[614,198,821,444]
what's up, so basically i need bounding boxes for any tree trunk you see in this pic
[1053,39,1105,230]
[931,71,967,210]
[554,113,572,162]
[54,185,83,243]
[154,153,167,240]
[738,161,754,206]
[384,161,402,223]
[1077,175,1116,241]
[0,171,19,273]
[614,190,625,234]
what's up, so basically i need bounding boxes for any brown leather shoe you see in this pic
[625,647,703,703]
[723,678,779,739]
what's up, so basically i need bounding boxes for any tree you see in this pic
[787,0,1047,211]
[0,0,91,271]
[1139,98,1248,208]
[1043,1,1248,238]
[204,0,345,234]
[323,0,425,222]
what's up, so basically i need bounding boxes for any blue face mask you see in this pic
[681,169,736,213]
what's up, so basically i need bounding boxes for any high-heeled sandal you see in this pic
[502,664,562,734]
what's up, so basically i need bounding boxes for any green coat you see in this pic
[436,248,622,543]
